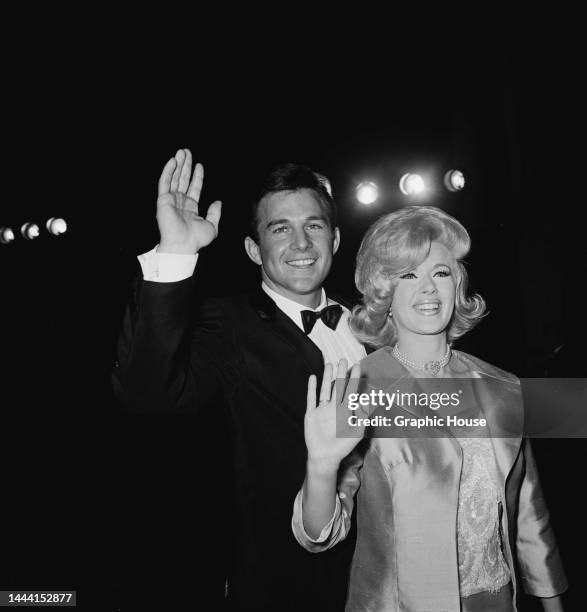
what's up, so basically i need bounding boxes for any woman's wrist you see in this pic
[307,457,340,478]
[540,594,564,612]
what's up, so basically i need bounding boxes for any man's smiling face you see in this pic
[245,188,340,308]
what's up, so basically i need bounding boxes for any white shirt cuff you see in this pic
[138,246,198,282]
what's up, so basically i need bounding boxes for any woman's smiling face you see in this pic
[390,241,457,340]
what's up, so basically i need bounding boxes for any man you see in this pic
[114,149,365,611]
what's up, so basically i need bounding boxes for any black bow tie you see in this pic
[301,304,343,334]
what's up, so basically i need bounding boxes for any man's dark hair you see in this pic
[248,163,337,243]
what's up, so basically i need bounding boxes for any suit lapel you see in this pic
[249,288,324,377]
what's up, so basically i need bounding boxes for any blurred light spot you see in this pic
[0,227,15,244]
[444,169,465,192]
[20,223,40,240]
[399,173,426,196]
[356,181,379,205]
[46,217,68,235]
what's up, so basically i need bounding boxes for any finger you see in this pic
[336,359,348,380]
[205,200,222,235]
[178,149,192,193]
[170,149,185,192]
[331,359,348,406]
[319,363,333,404]
[187,162,204,202]
[158,158,177,196]
[342,364,361,410]
[306,375,317,413]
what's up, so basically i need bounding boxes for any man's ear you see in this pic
[332,227,341,255]
[244,236,263,265]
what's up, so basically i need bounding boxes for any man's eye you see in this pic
[307,223,324,230]
[399,272,417,279]
[272,226,288,234]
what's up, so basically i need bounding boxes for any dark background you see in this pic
[1,4,585,610]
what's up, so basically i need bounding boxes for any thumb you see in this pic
[205,200,222,234]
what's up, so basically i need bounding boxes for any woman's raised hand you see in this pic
[305,359,363,471]
[156,149,222,254]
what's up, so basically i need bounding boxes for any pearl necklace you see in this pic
[393,344,451,376]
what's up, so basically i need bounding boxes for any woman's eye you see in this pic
[435,269,451,277]
[399,272,417,279]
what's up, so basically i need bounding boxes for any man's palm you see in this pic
[156,149,222,254]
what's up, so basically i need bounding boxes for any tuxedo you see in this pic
[114,275,360,611]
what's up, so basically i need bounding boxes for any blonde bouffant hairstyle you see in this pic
[350,206,486,348]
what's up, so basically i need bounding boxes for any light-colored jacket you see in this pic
[292,347,567,612]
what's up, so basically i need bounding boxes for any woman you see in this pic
[292,207,567,611]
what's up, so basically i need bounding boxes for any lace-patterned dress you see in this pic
[456,434,511,598]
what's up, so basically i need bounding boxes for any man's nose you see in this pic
[291,227,311,250]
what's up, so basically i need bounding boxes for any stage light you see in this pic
[0,227,15,244]
[356,181,379,205]
[20,223,40,240]
[399,173,426,196]
[46,217,68,236]
[444,169,465,192]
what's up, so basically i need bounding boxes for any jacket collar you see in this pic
[453,351,523,478]
[249,287,324,376]
[468,372,523,481]
[250,285,279,320]
[361,347,523,476]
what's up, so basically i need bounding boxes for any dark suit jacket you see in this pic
[114,276,356,611]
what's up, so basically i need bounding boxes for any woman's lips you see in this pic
[412,302,441,315]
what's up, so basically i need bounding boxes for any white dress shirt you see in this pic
[137,247,366,369]
[261,283,365,368]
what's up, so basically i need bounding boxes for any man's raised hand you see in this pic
[156,149,222,254]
